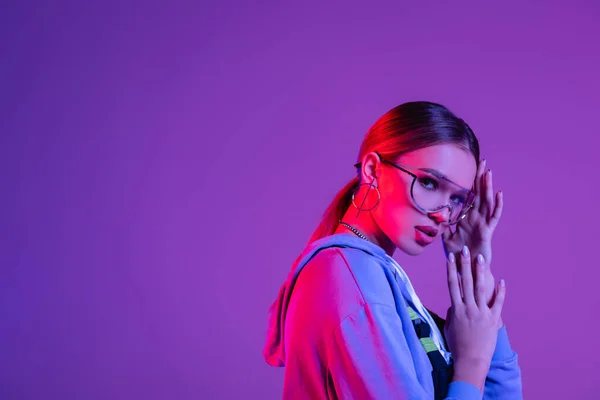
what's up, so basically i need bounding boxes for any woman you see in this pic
[263,102,523,399]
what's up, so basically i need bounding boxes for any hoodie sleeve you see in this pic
[483,326,523,399]
[325,302,482,400]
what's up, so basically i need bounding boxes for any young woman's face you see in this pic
[373,144,478,256]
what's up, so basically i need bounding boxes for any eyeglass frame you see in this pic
[353,152,475,225]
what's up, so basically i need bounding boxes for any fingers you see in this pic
[472,159,486,210]
[478,167,489,215]
[484,170,494,220]
[474,159,486,195]
[489,190,504,230]
[474,254,487,308]
[446,252,463,306]
[460,246,476,306]
[490,279,506,319]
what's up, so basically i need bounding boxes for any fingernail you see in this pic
[477,254,484,264]
[449,253,455,263]
[462,246,469,256]
[500,279,505,287]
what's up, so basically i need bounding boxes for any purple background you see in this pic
[1,1,598,399]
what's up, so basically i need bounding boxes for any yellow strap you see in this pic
[407,305,420,321]
[420,337,438,353]
[408,306,439,353]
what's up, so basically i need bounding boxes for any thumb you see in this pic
[441,228,451,243]
[444,306,452,328]
[441,230,451,257]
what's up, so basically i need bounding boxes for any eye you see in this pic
[418,176,438,190]
[450,195,467,205]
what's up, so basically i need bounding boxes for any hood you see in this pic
[262,233,388,367]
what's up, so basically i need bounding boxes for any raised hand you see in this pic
[444,245,506,392]
[442,159,503,307]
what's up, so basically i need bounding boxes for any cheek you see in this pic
[380,179,412,214]
[376,184,417,229]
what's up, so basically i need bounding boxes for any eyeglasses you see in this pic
[355,153,476,225]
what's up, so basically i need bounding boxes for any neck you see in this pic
[334,209,396,256]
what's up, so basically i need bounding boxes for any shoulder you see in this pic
[297,247,364,307]
[285,248,363,345]
[299,246,398,310]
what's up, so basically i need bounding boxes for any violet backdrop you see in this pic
[1,1,598,399]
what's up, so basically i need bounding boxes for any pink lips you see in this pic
[415,225,439,238]
[415,226,437,246]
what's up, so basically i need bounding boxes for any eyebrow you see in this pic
[418,168,471,192]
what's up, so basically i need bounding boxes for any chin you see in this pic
[395,237,426,256]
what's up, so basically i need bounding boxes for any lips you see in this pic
[415,225,439,238]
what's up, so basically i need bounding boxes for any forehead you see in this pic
[395,144,477,189]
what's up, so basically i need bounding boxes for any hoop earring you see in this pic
[351,182,381,215]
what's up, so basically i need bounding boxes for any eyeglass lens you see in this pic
[411,173,474,222]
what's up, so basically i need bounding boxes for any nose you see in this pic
[428,206,451,224]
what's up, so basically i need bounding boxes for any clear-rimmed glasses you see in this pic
[355,153,476,225]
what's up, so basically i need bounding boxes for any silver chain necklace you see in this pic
[339,220,370,242]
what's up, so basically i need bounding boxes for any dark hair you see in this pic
[308,101,480,243]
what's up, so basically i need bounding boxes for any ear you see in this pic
[359,152,382,185]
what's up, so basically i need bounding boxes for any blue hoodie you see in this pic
[263,233,523,399]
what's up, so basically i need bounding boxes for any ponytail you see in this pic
[307,177,359,244]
